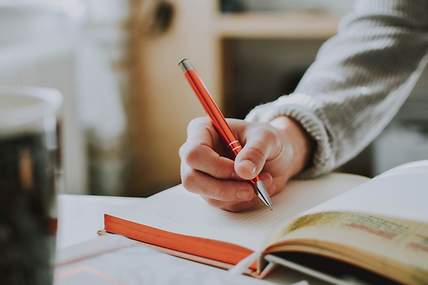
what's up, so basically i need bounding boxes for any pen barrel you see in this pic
[183,70,237,146]
[228,140,242,156]
[180,60,261,186]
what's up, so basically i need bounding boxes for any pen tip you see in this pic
[255,180,273,210]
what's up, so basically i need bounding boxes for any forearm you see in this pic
[246,0,428,177]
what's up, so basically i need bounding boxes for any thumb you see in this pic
[234,132,274,180]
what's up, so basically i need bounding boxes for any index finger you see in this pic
[186,117,219,146]
[182,117,238,179]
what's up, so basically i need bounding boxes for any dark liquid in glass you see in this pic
[0,131,57,285]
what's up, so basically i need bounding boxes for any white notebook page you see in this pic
[106,173,367,250]
[303,162,428,222]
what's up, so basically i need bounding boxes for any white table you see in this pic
[55,194,326,285]
[57,195,138,248]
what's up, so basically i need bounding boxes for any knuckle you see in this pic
[269,129,282,152]
[265,129,277,142]
[221,203,242,213]
[179,143,203,166]
[206,199,221,208]
[259,128,278,145]
[211,165,230,178]
[246,146,265,161]
[211,185,225,200]
[181,171,197,190]
[187,117,209,132]
[228,200,258,212]
[184,145,202,166]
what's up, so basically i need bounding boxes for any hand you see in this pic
[179,116,312,212]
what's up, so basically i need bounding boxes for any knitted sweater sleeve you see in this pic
[245,0,428,177]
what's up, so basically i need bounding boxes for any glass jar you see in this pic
[0,87,62,285]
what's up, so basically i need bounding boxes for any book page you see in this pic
[106,173,367,250]
[266,161,428,284]
[379,160,428,178]
[300,162,428,222]
[271,212,428,285]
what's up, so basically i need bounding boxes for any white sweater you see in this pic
[246,0,428,177]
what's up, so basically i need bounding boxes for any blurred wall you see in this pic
[0,1,129,195]
[0,3,86,194]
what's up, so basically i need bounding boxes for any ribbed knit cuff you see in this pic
[245,94,334,178]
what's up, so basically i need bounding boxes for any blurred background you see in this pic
[2,0,427,197]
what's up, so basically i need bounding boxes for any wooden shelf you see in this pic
[216,12,339,39]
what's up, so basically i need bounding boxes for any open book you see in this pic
[104,161,428,285]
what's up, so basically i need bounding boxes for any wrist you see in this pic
[269,116,313,177]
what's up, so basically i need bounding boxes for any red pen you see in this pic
[179,58,272,210]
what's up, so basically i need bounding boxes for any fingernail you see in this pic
[239,160,257,175]
[236,189,252,200]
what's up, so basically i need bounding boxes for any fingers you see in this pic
[204,173,275,212]
[206,199,260,212]
[181,117,243,179]
[235,128,281,180]
[185,117,218,146]
[180,117,285,212]
[179,142,237,179]
[181,164,255,201]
